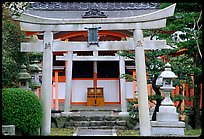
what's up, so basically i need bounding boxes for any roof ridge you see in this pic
[29,2,160,11]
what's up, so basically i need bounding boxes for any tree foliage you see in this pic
[2,2,30,20]
[119,3,202,128]
[2,3,31,88]
[2,19,30,87]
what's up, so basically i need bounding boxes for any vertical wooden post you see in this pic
[55,71,59,110]
[133,70,137,98]
[52,84,54,110]
[36,87,39,98]
[40,31,53,135]
[93,61,97,106]
[190,75,194,107]
[185,84,190,107]
[180,84,185,121]
[133,29,151,136]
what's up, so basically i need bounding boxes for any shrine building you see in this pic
[25,2,161,107]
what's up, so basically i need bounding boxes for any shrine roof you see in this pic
[26,2,160,19]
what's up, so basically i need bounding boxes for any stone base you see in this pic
[156,112,179,122]
[2,125,15,135]
[159,105,176,113]
[151,121,185,136]
[61,112,74,117]
[118,112,129,117]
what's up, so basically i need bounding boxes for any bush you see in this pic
[2,88,43,135]
[125,99,139,129]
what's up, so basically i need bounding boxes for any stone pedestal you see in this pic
[151,121,185,136]
[118,112,129,117]
[151,105,185,136]
[2,125,15,136]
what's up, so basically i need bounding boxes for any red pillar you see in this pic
[52,84,54,110]
[54,71,59,110]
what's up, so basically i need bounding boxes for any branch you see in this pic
[148,99,156,105]
[197,10,202,31]
[193,11,202,59]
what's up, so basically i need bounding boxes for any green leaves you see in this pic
[2,17,29,88]
[2,88,43,135]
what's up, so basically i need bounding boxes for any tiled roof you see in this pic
[29,2,160,11]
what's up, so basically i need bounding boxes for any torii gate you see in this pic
[16,3,176,136]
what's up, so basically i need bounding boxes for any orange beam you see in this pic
[25,31,42,36]
[160,48,188,61]
[60,30,128,40]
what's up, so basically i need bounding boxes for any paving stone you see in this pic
[73,128,117,136]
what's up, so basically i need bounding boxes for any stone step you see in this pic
[66,120,126,127]
[51,110,129,129]
[74,126,125,130]
[73,128,117,136]
[69,115,126,121]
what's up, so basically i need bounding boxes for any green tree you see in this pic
[120,3,202,128]
[164,3,202,129]
[2,2,30,88]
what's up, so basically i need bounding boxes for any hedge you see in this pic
[2,88,43,135]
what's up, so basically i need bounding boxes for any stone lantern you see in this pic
[159,62,177,106]
[151,62,185,136]
[29,64,42,90]
[18,64,31,89]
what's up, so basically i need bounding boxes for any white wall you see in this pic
[53,80,120,103]
[98,80,119,102]
[125,82,134,99]
[72,80,93,102]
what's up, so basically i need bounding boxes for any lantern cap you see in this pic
[18,64,31,80]
[159,63,177,79]
[29,64,42,72]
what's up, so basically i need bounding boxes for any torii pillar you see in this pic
[133,29,151,136]
[118,52,129,116]
[41,31,53,135]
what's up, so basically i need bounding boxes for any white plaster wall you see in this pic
[98,80,119,102]
[125,82,134,99]
[53,80,119,102]
[72,80,93,102]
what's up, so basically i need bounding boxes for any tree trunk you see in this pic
[151,75,162,121]
[193,74,201,129]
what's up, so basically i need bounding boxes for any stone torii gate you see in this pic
[16,3,176,136]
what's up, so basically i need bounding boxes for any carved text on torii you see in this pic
[45,42,51,49]
[136,40,143,47]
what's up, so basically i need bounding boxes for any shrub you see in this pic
[125,99,139,129]
[2,88,43,135]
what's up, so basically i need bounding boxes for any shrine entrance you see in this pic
[16,3,176,135]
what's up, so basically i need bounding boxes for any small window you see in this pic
[97,61,119,78]
[73,61,93,78]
